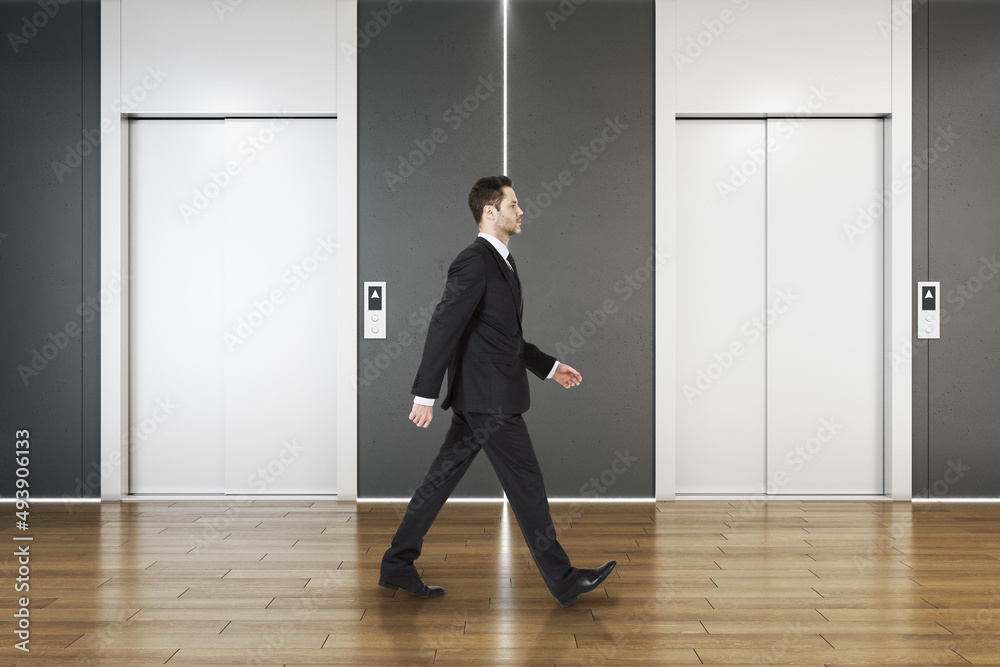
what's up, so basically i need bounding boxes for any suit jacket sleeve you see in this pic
[410,247,487,399]
[522,341,557,380]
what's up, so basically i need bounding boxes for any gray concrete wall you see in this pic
[357,0,506,497]
[0,0,101,498]
[914,0,1000,497]
[357,0,654,498]
[506,0,654,497]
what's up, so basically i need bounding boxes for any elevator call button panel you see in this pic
[917,281,940,340]
[364,281,386,340]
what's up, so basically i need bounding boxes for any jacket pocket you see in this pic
[480,352,515,365]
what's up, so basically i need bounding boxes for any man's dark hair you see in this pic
[468,175,512,225]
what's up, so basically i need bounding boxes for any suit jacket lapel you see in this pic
[476,237,523,326]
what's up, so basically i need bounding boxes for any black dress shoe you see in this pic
[555,560,616,608]
[378,572,445,599]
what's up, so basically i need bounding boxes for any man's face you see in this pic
[494,186,523,237]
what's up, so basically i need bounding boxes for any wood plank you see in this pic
[3,499,999,665]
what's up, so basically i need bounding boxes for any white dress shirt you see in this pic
[413,232,560,407]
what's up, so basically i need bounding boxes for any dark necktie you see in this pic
[506,253,519,281]
[506,253,523,317]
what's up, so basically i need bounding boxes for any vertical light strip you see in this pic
[502,0,509,504]
[503,0,508,174]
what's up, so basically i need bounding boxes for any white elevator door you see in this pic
[766,119,883,494]
[130,119,226,492]
[676,119,883,495]
[676,120,767,493]
[130,119,339,494]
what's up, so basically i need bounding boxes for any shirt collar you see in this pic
[477,231,509,260]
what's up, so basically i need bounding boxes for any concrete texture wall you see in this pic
[357,0,655,498]
[913,0,1000,497]
[0,0,101,498]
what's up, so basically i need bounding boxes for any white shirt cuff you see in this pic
[413,396,435,407]
[546,360,560,380]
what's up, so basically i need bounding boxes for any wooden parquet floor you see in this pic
[2,499,1000,665]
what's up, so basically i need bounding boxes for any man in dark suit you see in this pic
[379,175,616,608]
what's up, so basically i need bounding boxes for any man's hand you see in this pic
[553,363,582,388]
[409,402,433,428]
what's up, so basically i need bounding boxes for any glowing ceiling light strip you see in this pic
[503,0,508,174]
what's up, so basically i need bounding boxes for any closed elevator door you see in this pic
[129,118,340,494]
[676,119,884,495]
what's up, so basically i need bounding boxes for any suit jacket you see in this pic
[411,236,556,414]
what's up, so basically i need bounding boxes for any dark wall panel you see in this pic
[912,0,930,497]
[358,0,505,497]
[917,0,1000,497]
[358,0,654,498]
[0,0,101,498]
[506,0,654,497]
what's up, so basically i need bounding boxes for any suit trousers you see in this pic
[381,410,577,597]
